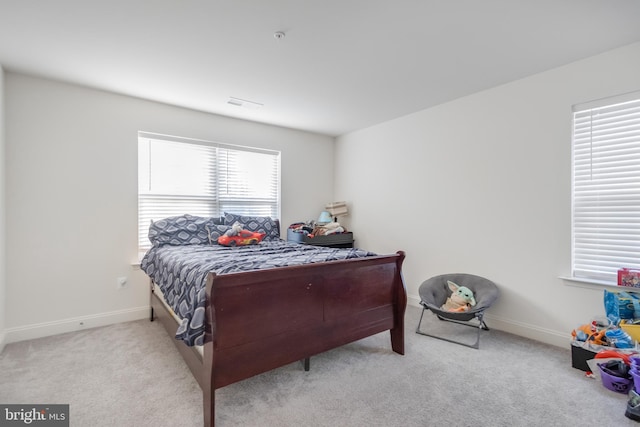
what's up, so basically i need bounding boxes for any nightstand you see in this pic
[303,232,354,248]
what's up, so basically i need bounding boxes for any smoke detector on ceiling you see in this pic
[274,31,286,40]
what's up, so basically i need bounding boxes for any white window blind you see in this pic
[572,91,640,283]
[138,132,280,251]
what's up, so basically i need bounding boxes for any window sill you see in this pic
[559,276,619,290]
[131,250,147,269]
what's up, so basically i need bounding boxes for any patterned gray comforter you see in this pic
[140,240,376,346]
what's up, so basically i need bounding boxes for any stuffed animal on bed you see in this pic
[441,280,476,312]
[217,221,265,247]
[225,221,244,237]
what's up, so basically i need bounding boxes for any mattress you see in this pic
[153,282,204,356]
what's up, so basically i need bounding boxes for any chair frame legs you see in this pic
[415,306,490,349]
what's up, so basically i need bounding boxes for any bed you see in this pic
[140,213,407,427]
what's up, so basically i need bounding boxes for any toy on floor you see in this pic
[605,328,634,349]
[571,321,607,345]
[441,280,476,312]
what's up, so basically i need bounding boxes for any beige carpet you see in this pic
[0,305,635,427]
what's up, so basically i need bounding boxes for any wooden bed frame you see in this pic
[150,250,406,427]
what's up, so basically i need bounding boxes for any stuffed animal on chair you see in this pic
[441,280,477,312]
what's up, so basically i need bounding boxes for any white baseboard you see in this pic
[4,306,150,345]
[407,294,570,349]
[4,296,571,350]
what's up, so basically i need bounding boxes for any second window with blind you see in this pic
[138,132,281,252]
[571,91,640,284]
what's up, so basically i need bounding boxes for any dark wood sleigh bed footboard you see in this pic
[152,251,406,427]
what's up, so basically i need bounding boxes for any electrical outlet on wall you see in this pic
[116,276,128,289]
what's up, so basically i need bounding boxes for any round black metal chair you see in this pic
[416,273,500,349]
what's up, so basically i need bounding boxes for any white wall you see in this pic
[335,41,640,347]
[5,43,639,349]
[4,73,334,343]
[0,65,6,353]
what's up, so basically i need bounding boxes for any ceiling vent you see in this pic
[227,97,263,110]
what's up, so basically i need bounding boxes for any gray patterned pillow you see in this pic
[223,213,280,240]
[205,224,233,245]
[149,214,227,246]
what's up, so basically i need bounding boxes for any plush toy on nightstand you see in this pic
[441,280,477,312]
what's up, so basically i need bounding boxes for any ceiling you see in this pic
[1,1,640,137]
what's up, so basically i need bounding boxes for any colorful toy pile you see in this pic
[572,290,639,348]
[571,290,640,421]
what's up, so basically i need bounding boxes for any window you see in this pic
[138,132,281,251]
[571,91,640,283]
